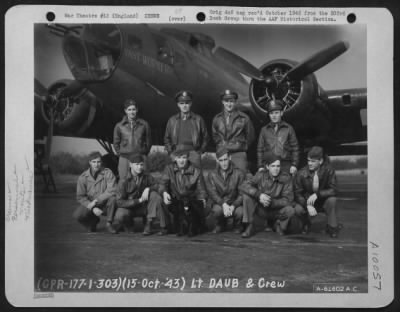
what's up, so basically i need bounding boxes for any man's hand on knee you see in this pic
[92,207,103,216]
[307,205,317,217]
[87,199,98,210]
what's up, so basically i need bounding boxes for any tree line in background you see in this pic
[48,152,367,175]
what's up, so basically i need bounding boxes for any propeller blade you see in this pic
[35,79,49,97]
[284,41,349,81]
[58,80,85,98]
[214,47,264,80]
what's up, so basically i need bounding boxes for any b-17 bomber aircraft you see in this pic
[34,23,367,172]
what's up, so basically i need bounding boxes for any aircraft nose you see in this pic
[63,24,122,81]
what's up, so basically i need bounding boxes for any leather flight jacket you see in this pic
[257,121,300,169]
[240,171,294,210]
[159,163,207,201]
[113,116,152,156]
[294,163,337,207]
[164,112,209,154]
[116,170,159,208]
[206,164,246,207]
[212,110,255,153]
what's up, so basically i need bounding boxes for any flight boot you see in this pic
[241,223,254,238]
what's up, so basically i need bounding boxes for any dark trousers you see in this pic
[242,194,303,231]
[294,196,338,227]
[114,191,166,229]
[167,198,205,235]
[211,204,243,226]
[73,196,117,228]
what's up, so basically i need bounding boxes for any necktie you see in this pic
[274,124,278,133]
[312,172,319,193]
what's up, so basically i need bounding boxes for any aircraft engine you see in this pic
[40,79,99,135]
[249,59,319,122]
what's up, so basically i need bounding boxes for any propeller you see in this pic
[214,46,264,81]
[34,79,84,166]
[34,78,49,107]
[58,80,84,98]
[282,41,349,82]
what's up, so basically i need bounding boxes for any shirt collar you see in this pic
[179,112,192,120]
[218,163,233,177]
[266,121,286,129]
[122,115,139,125]
[173,162,194,174]
[84,167,104,179]
[126,170,143,181]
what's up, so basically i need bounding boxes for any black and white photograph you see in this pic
[5,6,394,308]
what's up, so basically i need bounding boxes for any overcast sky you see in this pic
[35,23,366,155]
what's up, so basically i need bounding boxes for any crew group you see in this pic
[73,90,340,238]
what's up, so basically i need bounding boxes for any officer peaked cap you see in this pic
[175,90,193,102]
[221,89,238,100]
[267,99,284,112]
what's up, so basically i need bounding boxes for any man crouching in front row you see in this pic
[239,152,302,238]
[74,151,118,233]
[159,147,207,237]
[207,147,245,234]
[294,146,340,238]
[114,154,167,236]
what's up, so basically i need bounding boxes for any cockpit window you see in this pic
[128,35,142,51]
[152,33,173,65]
[63,24,122,81]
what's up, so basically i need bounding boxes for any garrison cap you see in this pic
[88,151,102,161]
[124,98,138,109]
[216,147,229,159]
[174,146,191,157]
[127,153,145,164]
[266,99,284,112]
[221,89,238,100]
[263,152,281,166]
[175,90,193,102]
[307,146,324,160]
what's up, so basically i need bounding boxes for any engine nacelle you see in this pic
[40,79,99,136]
[249,59,319,123]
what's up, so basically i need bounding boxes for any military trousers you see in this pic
[73,196,117,228]
[211,204,243,225]
[294,196,338,227]
[114,191,166,229]
[242,194,303,231]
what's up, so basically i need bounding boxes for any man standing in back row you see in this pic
[212,89,255,173]
[164,90,209,168]
[113,98,152,180]
[257,99,299,175]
